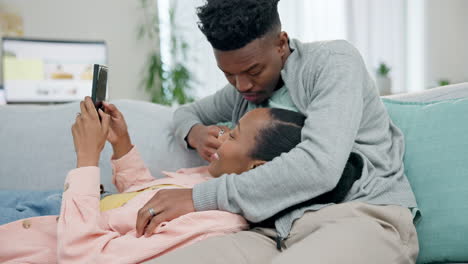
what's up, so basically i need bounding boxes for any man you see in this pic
[139,0,420,263]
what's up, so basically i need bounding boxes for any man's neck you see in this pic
[274,77,284,91]
[274,39,293,91]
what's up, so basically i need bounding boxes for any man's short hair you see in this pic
[196,0,281,51]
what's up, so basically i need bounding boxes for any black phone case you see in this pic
[91,64,108,121]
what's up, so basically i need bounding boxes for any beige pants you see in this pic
[144,202,419,264]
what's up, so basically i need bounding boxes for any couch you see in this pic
[1,83,467,264]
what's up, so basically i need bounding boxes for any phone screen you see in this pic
[91,64,108,117]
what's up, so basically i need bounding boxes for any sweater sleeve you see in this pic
[172,84,238,150]
[57,166,119,263]
[192,50,366,222]
[110,144,156,193]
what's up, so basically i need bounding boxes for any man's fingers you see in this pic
[206,137,222,149]
[136,208,152,237]
[202,148,218,162]
[204,147,217,157]
[144,214,166,237]
[207,126,222,137]
[217,126,230,132]
[136,203,163,237]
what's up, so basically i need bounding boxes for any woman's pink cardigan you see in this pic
[0,145,248,263]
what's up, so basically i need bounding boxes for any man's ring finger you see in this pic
[148,208,156,217]
[218,129,225,137]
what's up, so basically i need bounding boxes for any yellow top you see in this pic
[100,184,183,212]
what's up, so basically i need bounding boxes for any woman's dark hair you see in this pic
[250,108,305,161]
[196,0,281,51]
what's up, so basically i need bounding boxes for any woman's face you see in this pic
[208,108,269,177]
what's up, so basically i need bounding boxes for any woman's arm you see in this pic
[57,167,116,262]
[57,167,248,263]
[110,143,156,193]
[111,133,133,160]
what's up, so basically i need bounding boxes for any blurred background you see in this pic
[0,0,467,105]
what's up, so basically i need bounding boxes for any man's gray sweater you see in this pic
[172,39,418,242]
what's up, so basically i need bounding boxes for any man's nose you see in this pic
[235,75,253,92]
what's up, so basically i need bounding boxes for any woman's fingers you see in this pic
[79,101,87,116]
[84,96,99,119]
[99,109,111,135]
[103,102,122,118]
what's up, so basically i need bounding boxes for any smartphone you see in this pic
[91,64,108,121]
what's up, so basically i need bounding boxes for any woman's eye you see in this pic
[229,133,235,139]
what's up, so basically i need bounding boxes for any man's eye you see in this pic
[249,71,261,76]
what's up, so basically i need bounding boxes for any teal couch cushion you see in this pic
[382,98,468,264]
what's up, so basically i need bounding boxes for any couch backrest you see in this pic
[0,99,206,193]
[1,82,467,192]
[383,82,468,102]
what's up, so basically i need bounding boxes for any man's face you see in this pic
[214,33,288,104]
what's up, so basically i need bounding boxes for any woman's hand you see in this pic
[101,101,133,159]
[101,101,130,146]
[71,96,111,168]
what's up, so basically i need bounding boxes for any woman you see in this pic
[0,97,320,263]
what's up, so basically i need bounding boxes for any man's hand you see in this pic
[72,96,110,168]
[135,188,195,238]
[187,124,230,162]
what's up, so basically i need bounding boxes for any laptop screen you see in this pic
[2,37,107,103]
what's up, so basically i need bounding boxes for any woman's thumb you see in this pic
[99,109,111,133]
[103,102,121,118]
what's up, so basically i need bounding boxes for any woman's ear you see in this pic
[251,160,267,169]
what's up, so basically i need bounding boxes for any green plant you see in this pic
[377,62,391,77]
[438,79,451,87]
[137,0,194,105]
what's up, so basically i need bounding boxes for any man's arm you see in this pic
[192,50,367,222]
[173,84,238,150]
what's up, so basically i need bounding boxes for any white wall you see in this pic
[425,0,468,88]
[0,0,154,101]
[158,0,228,100]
